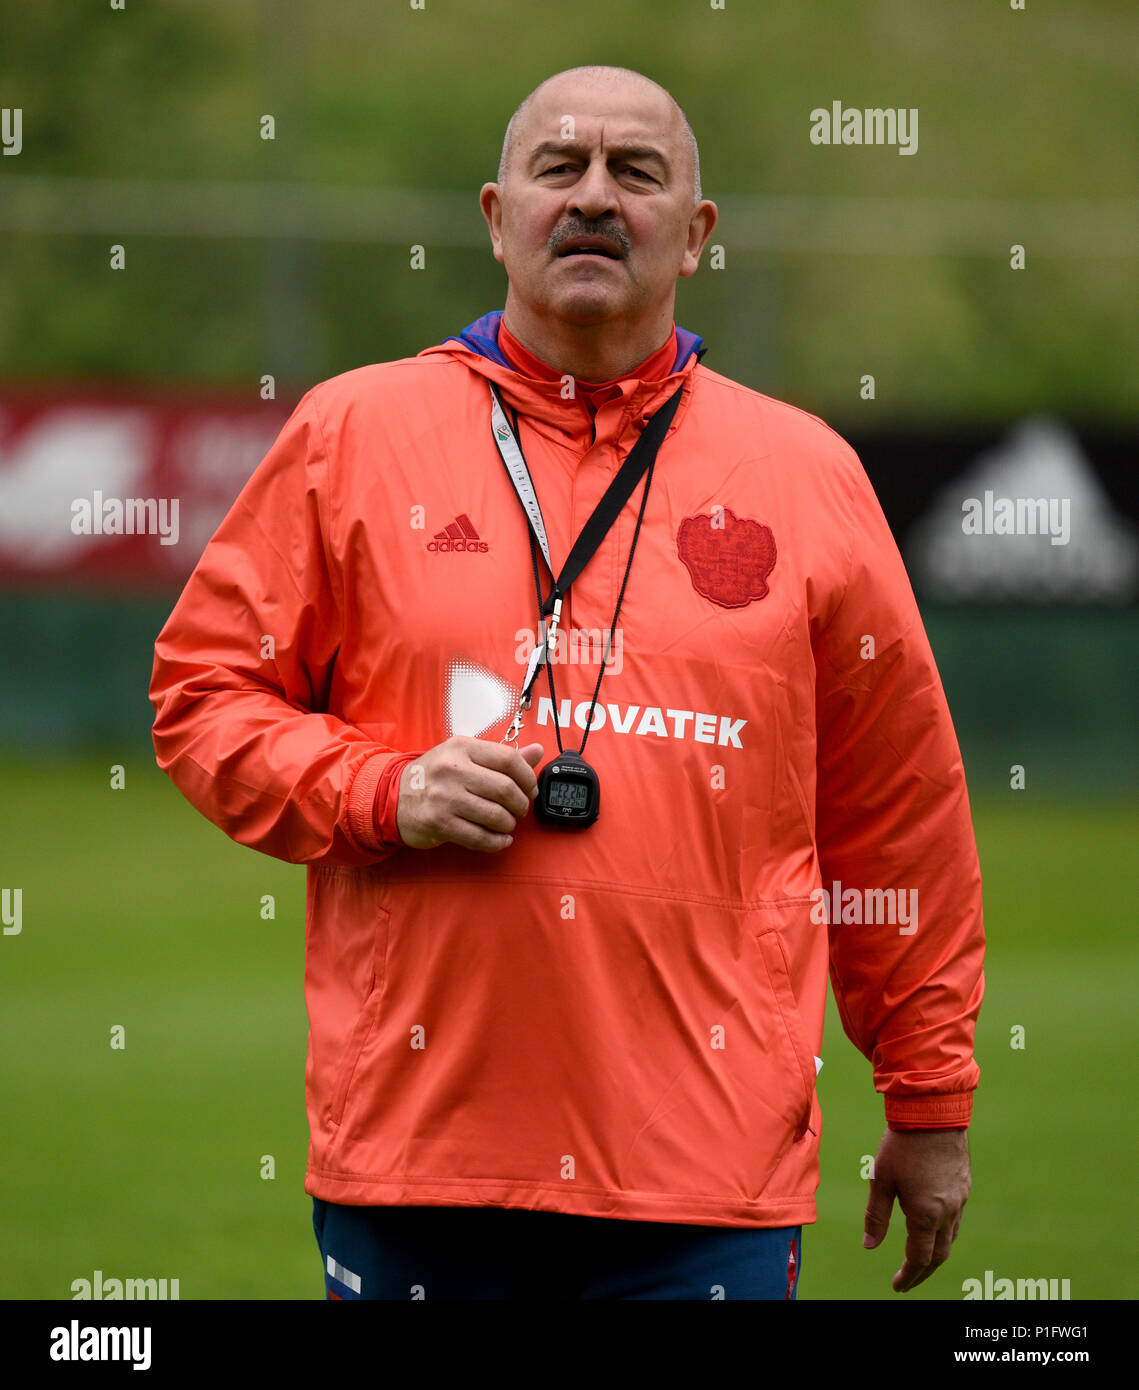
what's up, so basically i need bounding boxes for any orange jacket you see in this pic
[149,314,984,1227]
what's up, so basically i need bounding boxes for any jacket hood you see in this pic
[416,310,705,433]
[438,309,704,375]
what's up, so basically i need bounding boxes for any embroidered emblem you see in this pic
[676,507,777,607]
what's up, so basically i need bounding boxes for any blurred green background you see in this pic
[1,0,1136,415]
[1,0,1136,1301]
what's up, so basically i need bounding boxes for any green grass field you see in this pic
[2,755,1135,1300]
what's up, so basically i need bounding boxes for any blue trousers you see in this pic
[312,1199,802,1301]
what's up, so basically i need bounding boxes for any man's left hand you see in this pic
[862,1126,971,1293]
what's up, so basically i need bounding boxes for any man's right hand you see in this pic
[395,737,544,852]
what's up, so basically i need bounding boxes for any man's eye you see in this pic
[625,167,653,180]
[541,164,573,175]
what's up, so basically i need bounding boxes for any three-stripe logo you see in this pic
[426,513,489,553]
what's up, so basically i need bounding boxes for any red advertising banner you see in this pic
[0,386,292,589]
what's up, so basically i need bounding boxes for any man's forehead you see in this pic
[518,78,681,150]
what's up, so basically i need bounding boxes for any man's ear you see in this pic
[479,183,505,266]
[680,200,718,279]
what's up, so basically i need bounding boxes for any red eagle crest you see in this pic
[676,507,777,608]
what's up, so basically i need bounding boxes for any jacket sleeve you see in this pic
[149,388,413,867]
[812,440,985,1129]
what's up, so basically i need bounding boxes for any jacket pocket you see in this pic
[327,906,392,1129]
[755,928,817,1140]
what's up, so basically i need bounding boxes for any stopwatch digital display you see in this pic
[533,752,600,829]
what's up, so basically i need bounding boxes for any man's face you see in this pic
[480,76,715,330]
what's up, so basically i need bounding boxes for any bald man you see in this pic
[150,65,984,1302]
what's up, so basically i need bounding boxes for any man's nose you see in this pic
[568,158,619,220]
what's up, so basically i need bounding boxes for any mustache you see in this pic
[549,220,630,258]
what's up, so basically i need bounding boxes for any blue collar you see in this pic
[444,310,705,375]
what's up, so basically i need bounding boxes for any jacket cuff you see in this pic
[344,751,417,855]
[373,751,424,849]
[885,1091,973,1130]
